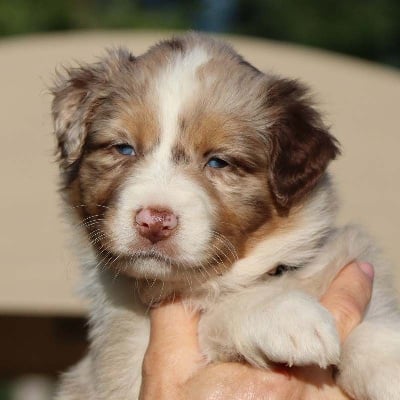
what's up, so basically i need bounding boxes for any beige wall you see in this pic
[0,31,399,315]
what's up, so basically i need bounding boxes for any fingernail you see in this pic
[358,262,374,280]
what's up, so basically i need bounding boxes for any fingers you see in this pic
[149,301,200,358]
[320,262,374,342]
[141,301,203,395]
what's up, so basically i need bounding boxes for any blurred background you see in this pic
[0,1,399,399]
[1,0,400,67]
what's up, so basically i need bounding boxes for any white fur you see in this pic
[155,46,209,158]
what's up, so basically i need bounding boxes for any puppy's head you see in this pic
[52,34,339,283]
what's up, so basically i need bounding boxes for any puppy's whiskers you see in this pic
[212,231,239,262]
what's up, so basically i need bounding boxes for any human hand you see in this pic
[139,262,374,400]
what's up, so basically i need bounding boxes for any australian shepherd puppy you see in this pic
[52,34,400,400]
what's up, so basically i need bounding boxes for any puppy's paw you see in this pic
[338,321,400,400]
[339,361,400,400]
[201,291,340,369]
[244,291,340,368]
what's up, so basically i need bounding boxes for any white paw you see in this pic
[246,291,340,368]
[203,291,341,369]
[338,322,400,400]
[339,359,400,400]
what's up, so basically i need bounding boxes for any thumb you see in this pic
[320,261,374,342]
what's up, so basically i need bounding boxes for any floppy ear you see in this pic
[51,48,135,171]
[265,78,340,214]
[51,66,99,170]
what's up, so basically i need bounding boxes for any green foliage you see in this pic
[0,0,399,67]
[235,0,400,66]
[0,0,193,35]
[0,0,73,35]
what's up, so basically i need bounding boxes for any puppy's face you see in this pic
[52,35,339,282]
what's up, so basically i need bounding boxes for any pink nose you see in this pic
[135,207,178,243]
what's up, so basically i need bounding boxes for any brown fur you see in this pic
[265,78,340,214]
[52,34,339,282]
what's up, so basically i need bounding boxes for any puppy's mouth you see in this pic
[129,248,178,265]
[124,237,187,269]
[98,242,182,266]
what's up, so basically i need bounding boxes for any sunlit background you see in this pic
[0,1,399,399]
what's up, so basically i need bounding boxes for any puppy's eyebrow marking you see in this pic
[171,144,191,165]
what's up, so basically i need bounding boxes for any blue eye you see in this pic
[207,157,228,169]
[115,144,135,156]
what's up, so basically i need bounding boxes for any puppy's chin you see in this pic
[105,252,191,282]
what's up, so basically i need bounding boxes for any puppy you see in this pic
[52,33,400,400]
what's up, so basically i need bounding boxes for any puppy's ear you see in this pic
[51,48,135,171]
[51,66,99,170]
[265,78,340,214]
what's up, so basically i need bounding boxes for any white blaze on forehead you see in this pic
[110,46,216,271]
[153,47,210,164]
